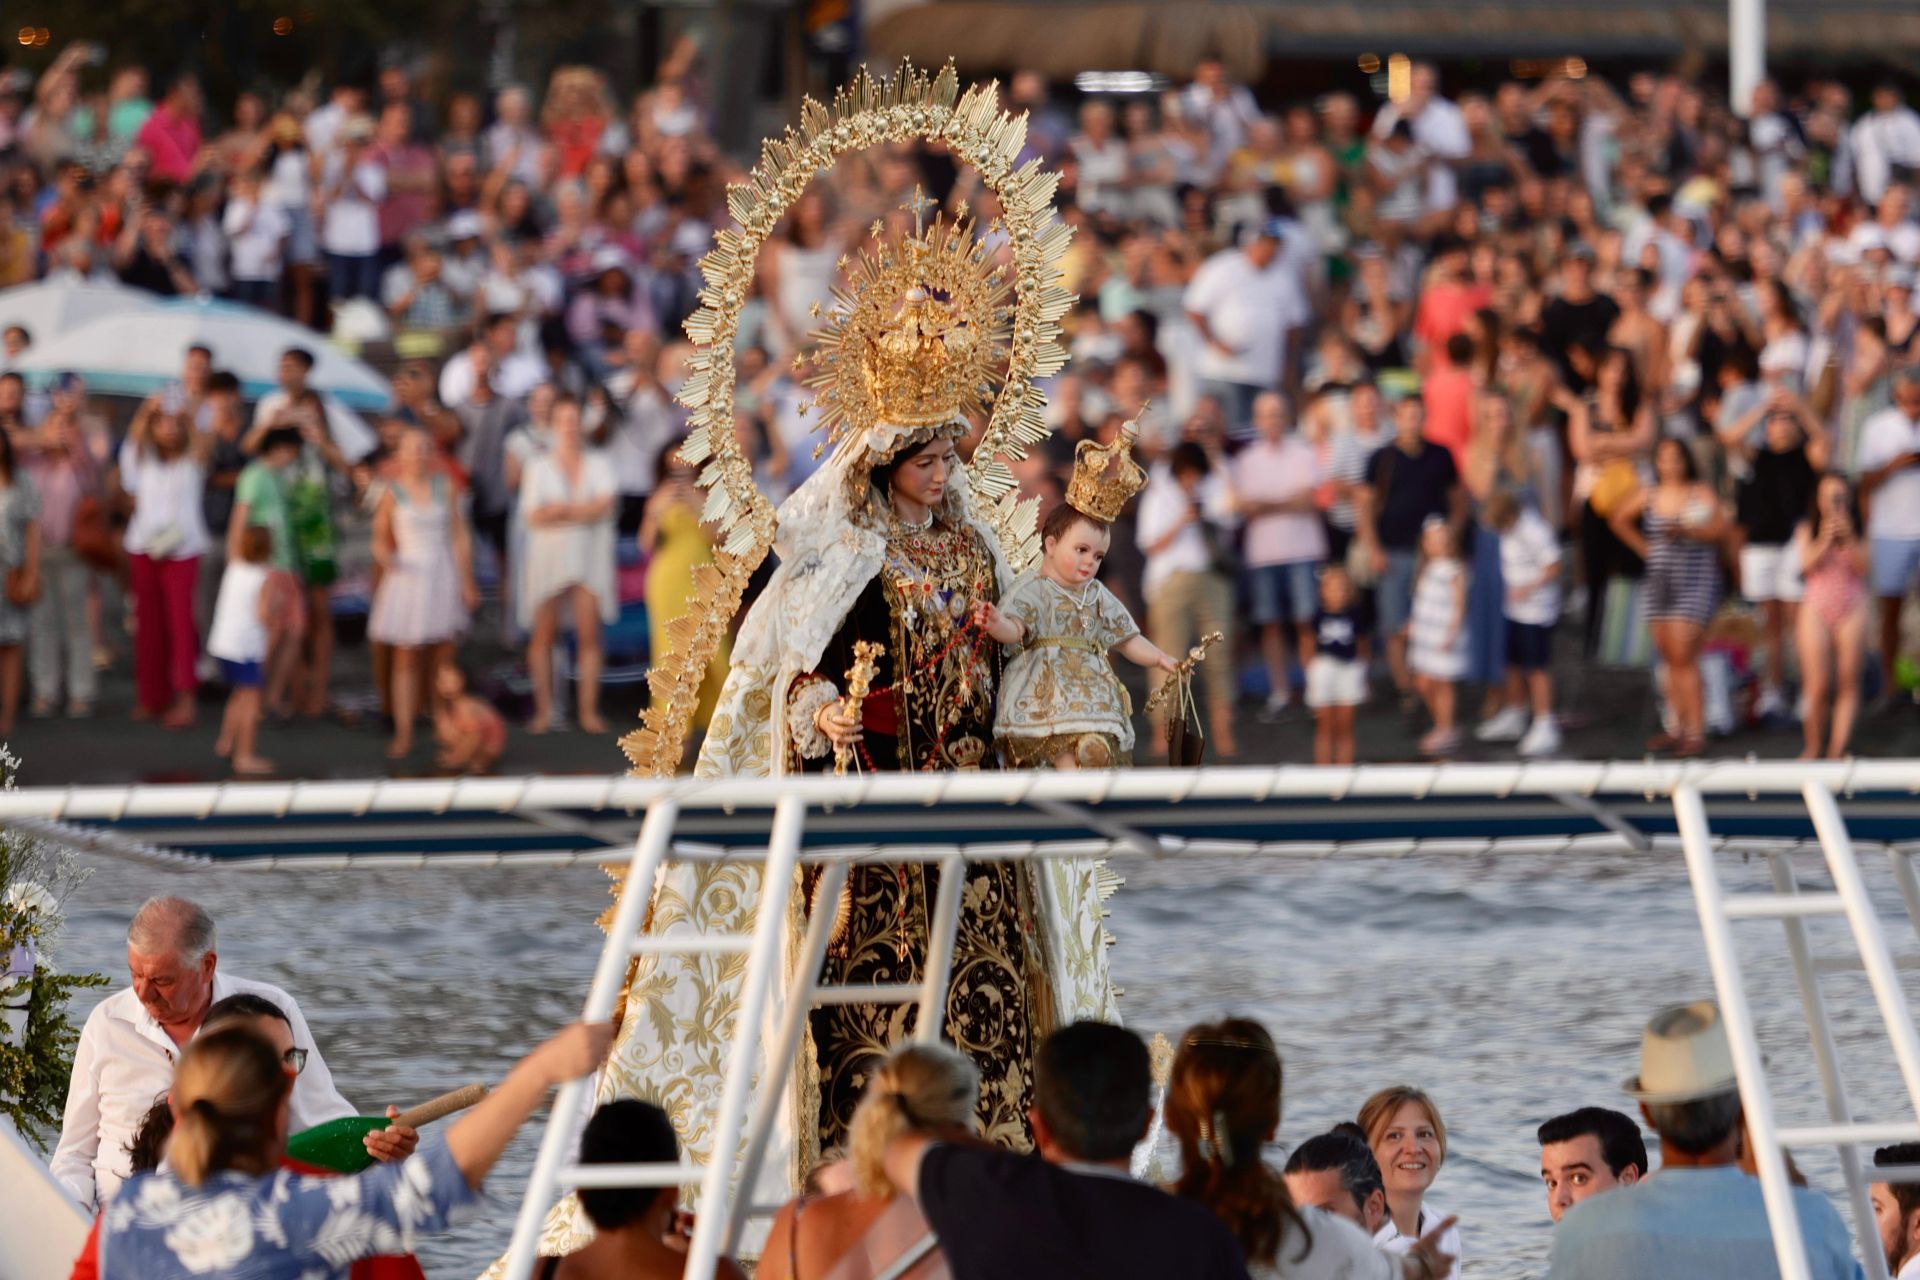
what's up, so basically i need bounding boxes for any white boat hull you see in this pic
[0,1117,88,1280]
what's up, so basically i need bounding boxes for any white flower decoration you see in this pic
[162,1194,254,1274]
[5,880,55,918]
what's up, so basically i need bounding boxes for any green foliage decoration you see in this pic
[0,753,108,1151]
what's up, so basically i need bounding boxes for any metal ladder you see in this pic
[499,794,972,1280]
[1674,780,1920,1280]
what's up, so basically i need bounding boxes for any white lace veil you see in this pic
[730,420,1013,678]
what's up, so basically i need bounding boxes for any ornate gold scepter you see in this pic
[835,640,885,775]
[1144,631,1223,718]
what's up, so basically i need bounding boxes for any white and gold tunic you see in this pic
[995,571,1140,764]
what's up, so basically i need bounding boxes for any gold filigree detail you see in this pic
[624,59,1075,777]
[1065,416,1149,522]
[800,200,1010,447]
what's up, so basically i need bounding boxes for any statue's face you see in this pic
[889,438,957,511]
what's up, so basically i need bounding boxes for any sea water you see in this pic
[53,843,1919,1277]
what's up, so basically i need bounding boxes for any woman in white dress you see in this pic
[518,393,616,733]
[758,191,846,365]
[368,428,476,759]
[1358,1085,1463,1280]
[1168,1021,1456,1280]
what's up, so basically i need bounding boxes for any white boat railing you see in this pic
[470,765,1920,1280]
[7,761,1919,1278]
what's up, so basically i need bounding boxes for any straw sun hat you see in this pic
[1623,1000,1741,1105]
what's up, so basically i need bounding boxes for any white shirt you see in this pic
[1500,506,1563,627]
[319,153,387,257]
[1373,96,1471,211]
[262,147,310,211]
[51,973,355,1210]
[603,374,680,496]
[222,197,290,282]
[1898,1254,1920,1280]
[1248,1205,1398,1279]
[1374,1202,1461,1280]
[304,102,345,158]
[437,346,548,410]
[206,560,269,663]
[1137,465,1236,595]
[118,444,210,560]
[1857,406,1920,540]
[1850,105,1920,205]
[1183,248,1310,387]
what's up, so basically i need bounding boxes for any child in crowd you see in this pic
[1409,517,1468,756]
[433,663,506,774]
[1478,490,1563,757]
[1795,473,1869,760]
[1304,563,1368,764]
[206,525,275,776]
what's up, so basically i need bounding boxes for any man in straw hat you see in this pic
[1547,1000,1860,1279]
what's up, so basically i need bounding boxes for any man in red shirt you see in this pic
[134,75,203,188]
[1421,332,1477,473]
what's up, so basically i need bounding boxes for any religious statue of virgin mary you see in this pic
[498,63,1117,1269]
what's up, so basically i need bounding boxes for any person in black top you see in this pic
[1355,397,1464,699]
[884,1022,1252,1280]
[1730,392,1827,721]
[1539,246,1620,392]
[1306,562,1370,764]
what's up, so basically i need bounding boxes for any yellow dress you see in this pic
[645,502,730,732]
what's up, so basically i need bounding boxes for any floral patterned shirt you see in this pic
[97,1134,475,1279]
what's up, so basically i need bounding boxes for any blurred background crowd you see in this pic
[2,19,1920,774]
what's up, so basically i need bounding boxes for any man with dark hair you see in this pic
[1871,1144,1920,1277]
[1283,1126,1388,1233]
[883,1021,1250,1279]
[1547,1001,1858,1279]
[244,346,319,451]
[1537,1106,1648,1223]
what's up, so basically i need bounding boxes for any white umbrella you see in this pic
[12,296,391,412]
[0,280,163,344]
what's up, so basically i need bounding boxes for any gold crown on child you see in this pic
[1065,417,1149,522]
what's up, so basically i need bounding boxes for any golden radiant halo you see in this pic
[800,204,1012,457]
[621,59,1075,777]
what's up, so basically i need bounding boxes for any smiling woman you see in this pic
[1360,1086,1463,1280]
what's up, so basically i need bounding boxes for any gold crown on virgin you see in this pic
[798,187,1011,457]
[1065,418,1149,522]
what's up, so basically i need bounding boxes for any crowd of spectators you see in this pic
[58,898,1893,1279]
[2,43,1920,765]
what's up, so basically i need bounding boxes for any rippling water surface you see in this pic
[51,839,1920,1277]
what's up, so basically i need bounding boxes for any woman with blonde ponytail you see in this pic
[760,1043,979,1280]
[94,1018,614,1279]
[166,1024,291,1187]
[1167,1019,1456,1280]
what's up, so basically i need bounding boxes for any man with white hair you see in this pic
[50,896,407,1209]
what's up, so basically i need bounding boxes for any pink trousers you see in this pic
[129,553,200,713]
